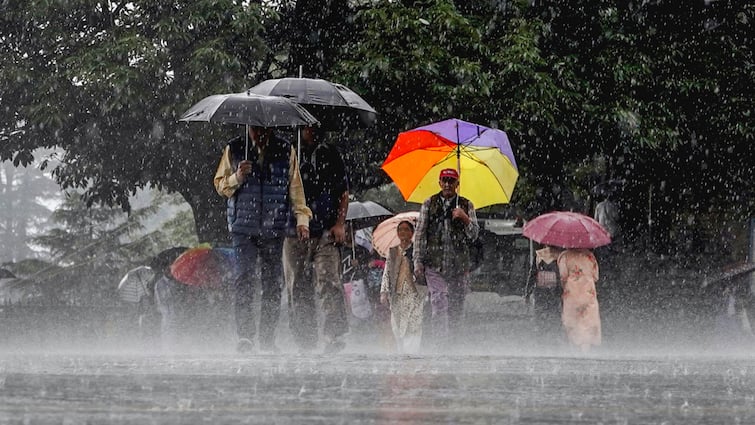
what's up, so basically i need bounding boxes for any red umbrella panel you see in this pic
[381,118,518,208]
[169,246,238,288]
[522,211,611,249]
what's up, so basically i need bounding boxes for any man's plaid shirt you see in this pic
[413,194,479,274]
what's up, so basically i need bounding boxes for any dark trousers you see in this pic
[533,286,563,343]
[232,233,284,346]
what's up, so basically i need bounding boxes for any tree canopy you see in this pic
[1,0,752,262]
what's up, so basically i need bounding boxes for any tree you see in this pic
[0,1,271,243]
[30,190,197,303]
[541,0,755,255]
[335,0,495,190]
[0,149,62,263]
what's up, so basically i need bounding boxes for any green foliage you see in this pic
[0,0,271,242]
[339,0,491,131]
[0,0,752,263]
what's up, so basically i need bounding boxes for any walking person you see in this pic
[380,220,427,354]
[282,126,350,354]
[557,248,602,353]
[413,168,480,351]
[525,244,565,346]
[214,126,311,354]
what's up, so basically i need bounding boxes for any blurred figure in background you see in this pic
[525,244,565,347]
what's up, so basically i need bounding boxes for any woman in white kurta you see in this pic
[380,220,427,354]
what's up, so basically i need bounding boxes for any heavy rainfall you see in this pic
[0,1,753,424]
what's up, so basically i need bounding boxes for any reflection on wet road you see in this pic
[2,353,755,424]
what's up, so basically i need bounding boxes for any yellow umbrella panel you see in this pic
[382,144,518,208]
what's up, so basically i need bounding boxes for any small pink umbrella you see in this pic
[372,211,420,258]
[522,211,611,249]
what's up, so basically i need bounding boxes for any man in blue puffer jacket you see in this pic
[214,126,311,354]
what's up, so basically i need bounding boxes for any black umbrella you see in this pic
[180,91,319,160]
[179,91,319,128]
[247,78,377,130]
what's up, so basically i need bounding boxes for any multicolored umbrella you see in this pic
[371,211,420,258]
[382,118,518,208]
[522,211,611,249]
[169,246,237,289]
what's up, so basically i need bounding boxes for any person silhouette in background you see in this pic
[380,220,426,354]
[525,244,565,347]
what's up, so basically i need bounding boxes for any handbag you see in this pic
[347,278,372,319]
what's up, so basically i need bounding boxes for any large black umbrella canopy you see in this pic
[179,91,320,128]
[247,78,377,130]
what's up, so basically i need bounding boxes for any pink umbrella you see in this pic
[372,211,420,258]
[522,211,611,249]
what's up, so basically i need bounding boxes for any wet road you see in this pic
[2,352,755,424]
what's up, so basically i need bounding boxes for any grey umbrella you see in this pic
[344,201,393,264]
[247,78,377,130]
[346,201,393,230]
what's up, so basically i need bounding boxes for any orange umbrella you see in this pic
[382,118,518,208]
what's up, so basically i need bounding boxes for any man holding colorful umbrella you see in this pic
[413,168,480,351]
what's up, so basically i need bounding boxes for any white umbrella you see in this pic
[372,211,420,258]
[117,266,155,303]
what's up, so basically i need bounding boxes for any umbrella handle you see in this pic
[245,125,249,161]
[351,226,356,260]
[456,123,461,207]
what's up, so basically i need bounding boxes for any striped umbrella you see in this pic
[117,266,154,303]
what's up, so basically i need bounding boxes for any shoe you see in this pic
[322,339,346,354]
[236,338,254,354]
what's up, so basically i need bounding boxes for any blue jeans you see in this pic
[232,233,284,346]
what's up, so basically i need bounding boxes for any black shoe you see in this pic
[323,339,346,354]
[236,338,254,354]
